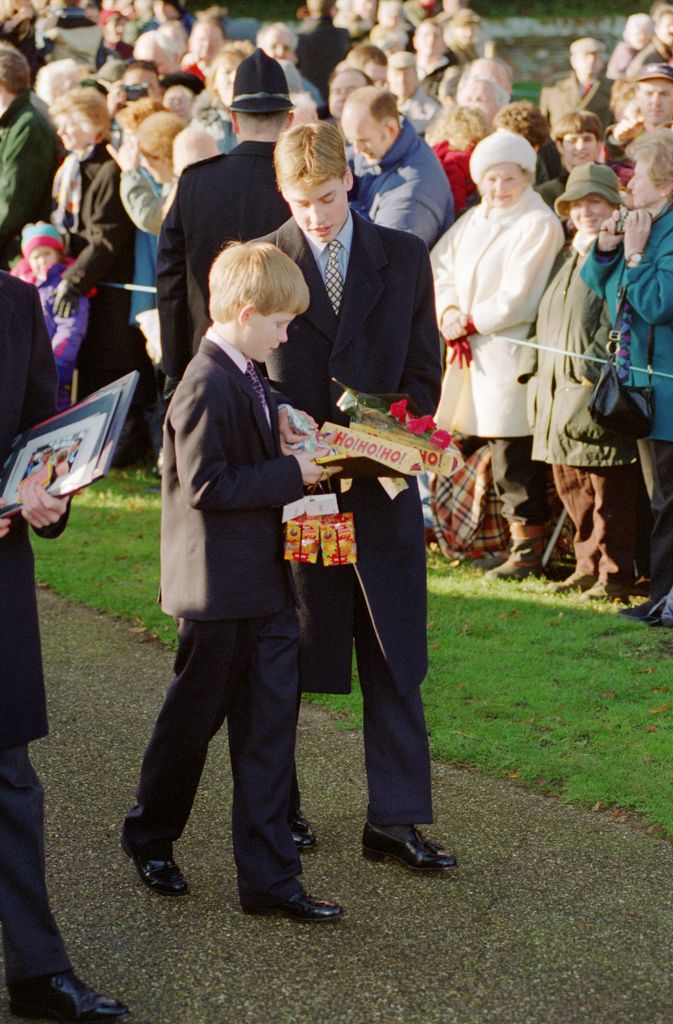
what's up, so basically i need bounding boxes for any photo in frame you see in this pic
[0,371,139,516]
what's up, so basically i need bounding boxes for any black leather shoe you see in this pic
[246,889,342,922]
[362,822,458,873]
[8,971,129,1021]
[618,598,663,623]
[121,836,188,896]
[289,812,316,850]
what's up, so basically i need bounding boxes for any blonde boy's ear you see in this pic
[237,303,256,326]
[343,166,353,191]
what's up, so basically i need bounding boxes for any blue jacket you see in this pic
[581,204,673,441]
[349,117,454,249]
[11,260,89,410]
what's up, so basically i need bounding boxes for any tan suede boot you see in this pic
[483,524,545,580]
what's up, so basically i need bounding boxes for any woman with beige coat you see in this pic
[431,130,564,578]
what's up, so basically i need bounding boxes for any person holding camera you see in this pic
[582,128,673,620]
[50,85,155,464]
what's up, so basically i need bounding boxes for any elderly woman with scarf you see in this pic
[49,86,154,462]
[582,129,673,621]
[526,163,639,603]
[431,130,564,579]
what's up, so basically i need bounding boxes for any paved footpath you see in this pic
[2,590,673,1024]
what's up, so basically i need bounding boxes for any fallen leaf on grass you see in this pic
[652,686,669,693]
[650,703,670,714]
[645,725,657,733]
[430,642,442,650]
[647,824,664,835]
[591,801,603,812]
[601,690,616,698]
[576,922,589,933]
[506,770,520,779]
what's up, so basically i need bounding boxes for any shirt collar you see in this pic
[302,210,353,263]
[206,326,248,374]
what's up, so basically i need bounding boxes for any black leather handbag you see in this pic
[588,307,655,439]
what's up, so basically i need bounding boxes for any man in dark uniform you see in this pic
[262,122,458,874]
[157,49,293,392]
[0,272,128,1022]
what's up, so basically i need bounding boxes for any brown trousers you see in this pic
[552,463,638,583]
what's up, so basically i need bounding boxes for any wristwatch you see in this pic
[627,252,643,267]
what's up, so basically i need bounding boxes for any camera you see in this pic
[616,209,629,233]
[122,82,150,102]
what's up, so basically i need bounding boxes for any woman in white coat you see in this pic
[432,130,564,578]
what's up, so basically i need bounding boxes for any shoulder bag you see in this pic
[588,286,654,439]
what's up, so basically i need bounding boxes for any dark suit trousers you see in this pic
[637,439,673,600]
[552,463,638,583]
[123,608,303,910]
[0,746,71,984]
[293,575,433,825]
[489,437,548,525]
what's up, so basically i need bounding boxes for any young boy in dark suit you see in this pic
[122,242,342,921]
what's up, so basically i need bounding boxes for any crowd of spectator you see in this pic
[2,0,673,616]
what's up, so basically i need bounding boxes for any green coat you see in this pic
[528,246,637,468]
[0,91,58,269]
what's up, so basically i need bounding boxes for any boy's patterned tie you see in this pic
[246,360,270,424]
[325,239,344,315]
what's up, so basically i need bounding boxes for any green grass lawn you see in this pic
[34,468,673,833]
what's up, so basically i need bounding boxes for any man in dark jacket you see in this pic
[262,121,458,874]
[296,0,350,102]
[157,49,293,390]
[0,46,57,270]
[0,272,128,1023]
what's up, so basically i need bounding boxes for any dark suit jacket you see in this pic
[261,214,442,696]
[157,142,290,381]
[161,338,304,619]
[296,16,350,101]
[0,273,65,749]
[539,72,613,131]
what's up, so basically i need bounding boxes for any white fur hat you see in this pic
[469,130,537,186]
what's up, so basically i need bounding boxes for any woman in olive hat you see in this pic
[526,161,639,601]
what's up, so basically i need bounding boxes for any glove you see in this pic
[53,280,80,319]
[162,375,180,403]
[446,336,473,369]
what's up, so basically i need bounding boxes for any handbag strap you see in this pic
[613,283,655,385]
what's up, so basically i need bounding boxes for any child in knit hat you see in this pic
[11,222,90,411]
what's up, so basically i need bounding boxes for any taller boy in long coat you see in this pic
[262,121,458,871]
[0,271,128,1022]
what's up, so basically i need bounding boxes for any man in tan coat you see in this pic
[539,37,613,132]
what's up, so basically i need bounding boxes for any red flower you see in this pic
[406,415,436,435]
[430,429,452,450]
[389,399,408,423]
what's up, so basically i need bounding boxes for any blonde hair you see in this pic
[50,87,111,140]
[116,96,164,133]
[425,103,488,149]
[627,129,673,191]
[136,110,186,162]
[205,43,248,95]
[274,121,348,189]
[209,241,310,323]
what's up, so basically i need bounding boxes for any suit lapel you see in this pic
[332,214,386,359]
[200,339,277,458]
[276,219,338,341]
